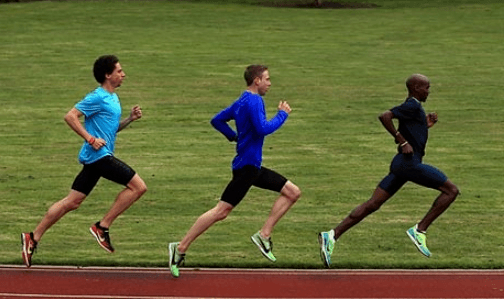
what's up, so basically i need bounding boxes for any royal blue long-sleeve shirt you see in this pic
[211,90,289,170]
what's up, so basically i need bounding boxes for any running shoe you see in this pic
[406,225,431,257]
[21,232,37,267]
[250,231,276,262]
[89,222,114,253]
[168,242,185,278]
[318,230,335,268]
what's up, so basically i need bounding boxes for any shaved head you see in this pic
[406,74,430,102]
[406,74,429,93]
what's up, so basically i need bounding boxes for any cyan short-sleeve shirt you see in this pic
[75,87,122,164]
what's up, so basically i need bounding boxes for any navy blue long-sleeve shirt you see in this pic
[211,90,289,170]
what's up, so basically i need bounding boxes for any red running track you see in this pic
[1,266,504,298]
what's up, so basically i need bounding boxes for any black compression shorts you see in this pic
[220,165,288,207]
[71,155,136,196]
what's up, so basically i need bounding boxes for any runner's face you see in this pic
[107,63,126,88]
[417,81,430,102]
[257,70,271,96]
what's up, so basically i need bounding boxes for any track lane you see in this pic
[1,266,504,298]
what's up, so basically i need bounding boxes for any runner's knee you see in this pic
[64,200,82,211]
[291,185,301,202]
[213,205,233,221]
[441,181,459,199]
[128,176,147,197]
[282,182,301,202]
[135,181,147,196]
[448,185,459,199]
[214,210,229,221]
[62,194,86,211]
[451,185,460,197]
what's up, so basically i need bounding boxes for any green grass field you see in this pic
[1,0,504,269]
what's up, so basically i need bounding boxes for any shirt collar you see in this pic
[410,97,421,104]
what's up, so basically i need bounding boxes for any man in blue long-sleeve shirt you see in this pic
[168,65,301,277]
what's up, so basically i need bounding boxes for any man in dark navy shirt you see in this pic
[168,65,301,277]
[318,74,459,267]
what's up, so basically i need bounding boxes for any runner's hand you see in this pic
[91,138,106,150]
[130,105,142,121]
[278,101,291,114]
[427,112,438,128]
[91,138,107,151]
[401,142,414,155]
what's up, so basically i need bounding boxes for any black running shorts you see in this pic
[71,155,136,196]
[220,165,288,207]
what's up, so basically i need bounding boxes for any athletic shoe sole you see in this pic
[168,242,180,278]
[318,233,331,268]
[21,233,33,267]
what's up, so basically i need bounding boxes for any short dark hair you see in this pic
[93,55,119,84]
[244,65,268,86]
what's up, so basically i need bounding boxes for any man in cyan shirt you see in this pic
[318,74,459,267]
[21,55,147,267]
[168,65,301,278]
